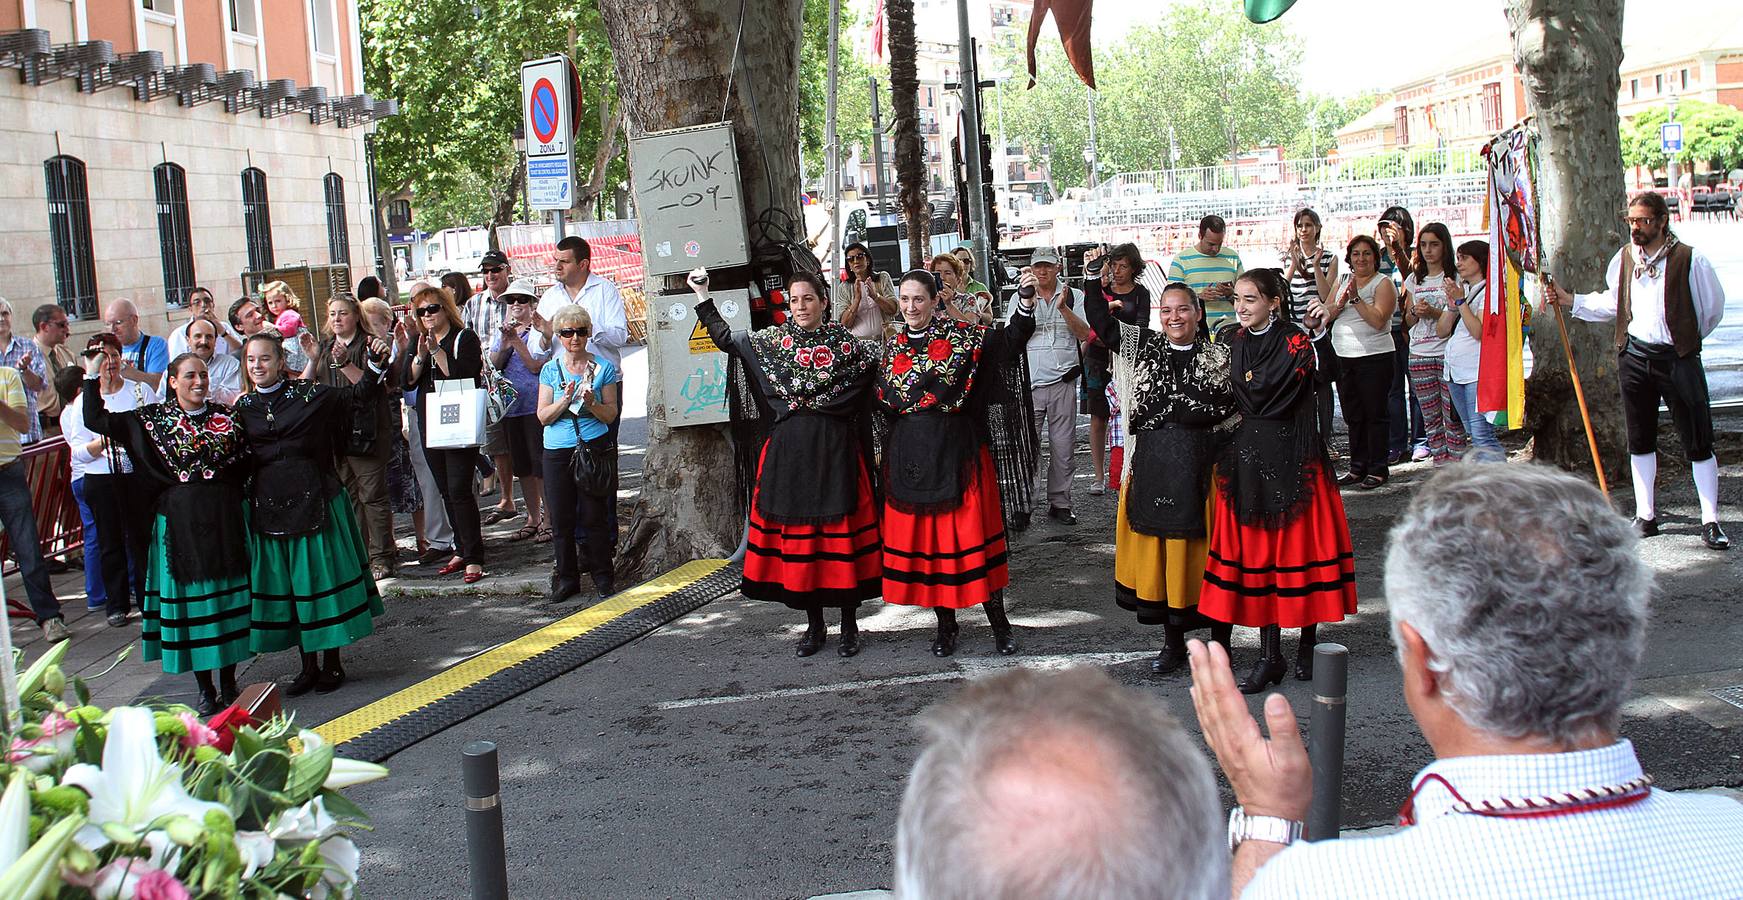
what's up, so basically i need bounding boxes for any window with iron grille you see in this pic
[154,163,197,307]
[1481,82,1503,133]
[324,172,350,264]
[241,167,274,271]
[44,156,98,319]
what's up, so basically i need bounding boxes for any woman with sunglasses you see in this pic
[880,270,1037,657]
[407,284,488,583]
[834,242,897,341]
[536,304,620,602]
[81,351,251,714]
[491,281,553,545]
[236,331,390,696]
[691,267,880,656]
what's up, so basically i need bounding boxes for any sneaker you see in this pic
[1411,446,1432,462]
[107,613,129,628]
[1088,482,1106,496]
[41,618,70,643]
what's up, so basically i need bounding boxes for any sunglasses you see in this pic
[557,328,590,339]
[482,265,508,274]
[847,254,869,262]
[504,297,533,306]
[417,305,444,316]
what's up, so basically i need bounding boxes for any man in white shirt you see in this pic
[1013,247,1092,529]
[1546,191,1727,550]
[1190,463,1743,899]
[537,236,630,370]
[165,287,243,358]
[188,318,241,405]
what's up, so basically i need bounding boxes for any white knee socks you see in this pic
[1630,453,1658,521]
[1693,456,1721,525]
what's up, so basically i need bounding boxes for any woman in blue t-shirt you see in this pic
[536,304,621,602]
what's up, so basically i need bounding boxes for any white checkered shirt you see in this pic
[1243,740,1743,900]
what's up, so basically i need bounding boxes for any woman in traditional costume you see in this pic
[694,268,881,657]
[82,352,251,714]
[235,332,389,695]
[1199,269,1358,693]
[879,270,1038,657]
[1086,281,1238,674]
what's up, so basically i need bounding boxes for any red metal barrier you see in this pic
[1,437,83,622]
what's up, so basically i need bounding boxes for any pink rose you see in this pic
[136,869,192,900]
[794,347,814,367]
[179,711,221,750]
[781,335,795,350]
[812,347,835,368]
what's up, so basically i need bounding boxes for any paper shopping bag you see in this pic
[423,379,486,449]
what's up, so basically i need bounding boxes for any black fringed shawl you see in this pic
[1215,320,1330,528]
[702,300,878,525]
[875,313,1039,520]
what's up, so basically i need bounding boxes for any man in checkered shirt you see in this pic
[1189,463,1743,899]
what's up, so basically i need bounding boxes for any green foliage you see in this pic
[1287,92,1378,159]
[360,0,624,232]
[1620,99,1743,174]
[799,0,878,183]
[992,0,1322,188]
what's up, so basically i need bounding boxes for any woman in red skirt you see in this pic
[1200,268,1357,693]
[692,268,881,657]
[879,270,1037,657]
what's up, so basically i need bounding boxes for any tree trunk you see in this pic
[1507,0,1629,481]
[887,0,929,265]
[598,0,804,579]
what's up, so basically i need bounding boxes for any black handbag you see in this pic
[561,362,617,497]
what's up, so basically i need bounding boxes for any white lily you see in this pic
[60,707,231,850]
[0,814,84,900]
[232,830,276,879]
[295,730,388,790]
[310,835,359,900]
[266,796,339,844]
[0,769,30,870]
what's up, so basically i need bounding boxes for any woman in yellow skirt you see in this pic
[1087,281,1237,674]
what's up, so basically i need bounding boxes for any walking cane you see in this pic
[1544,275,1609,497]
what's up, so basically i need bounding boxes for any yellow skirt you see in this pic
[1113,477,1216,625]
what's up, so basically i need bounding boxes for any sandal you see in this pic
[534,525,553,543]
[507,524,539,542]
[1359,474,1389,490]
[483,507,519,526]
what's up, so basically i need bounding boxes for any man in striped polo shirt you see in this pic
[1168,215,1245,332]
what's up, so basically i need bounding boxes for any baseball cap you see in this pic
[1029,246,1061,266]
[500,278,539,303]
[480,250,510,269]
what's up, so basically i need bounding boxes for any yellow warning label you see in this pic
[687,318,714,354]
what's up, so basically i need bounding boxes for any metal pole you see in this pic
[1666,93,1681,211]
[825,0,841,280]
[871,77,888,215]
[1086,86,1099,192]
[461,740,509,900]
[1306,643,1348,841]
[955,0,991,289]
[553,209,566,243]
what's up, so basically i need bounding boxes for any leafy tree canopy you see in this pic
[1620,99,1743,175]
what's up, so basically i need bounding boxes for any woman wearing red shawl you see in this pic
[1200,268,1358,693]
[693,269,881,657]
[879,270,1037,657]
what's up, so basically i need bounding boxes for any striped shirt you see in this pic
[1169,247,1244,329]
[0,367,24,465]
[1242,740,1743,899]
[1282,248,1336,325]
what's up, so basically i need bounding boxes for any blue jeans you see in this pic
[0,461,61,621]
[1450,381,1504,462]
[72,477,103,609]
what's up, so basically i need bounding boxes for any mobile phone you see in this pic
[931,271,944,293]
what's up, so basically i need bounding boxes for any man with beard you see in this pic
[1546,191,1728,550]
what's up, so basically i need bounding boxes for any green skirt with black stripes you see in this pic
[248,490,385,655]
[143,519,254,675]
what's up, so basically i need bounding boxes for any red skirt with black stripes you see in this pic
[881,449,1010,609]
[1198,462,1357,628]
[742,451,883,610]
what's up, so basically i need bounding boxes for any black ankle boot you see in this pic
[195,689,220,717]
[1238,625,1287,695]
[796,609,827,657]
[316,653,345,694]
[1151,624,1188,674]
[931,609,960,658]
[984,596,1017,656]
[838,608,862,658]
[1294,625,1318,682]
[287,653,320,697]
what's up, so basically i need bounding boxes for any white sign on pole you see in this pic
[521,55,575,210]
[1661,122,1684,153]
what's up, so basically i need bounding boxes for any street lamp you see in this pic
[1667,86,1681,198]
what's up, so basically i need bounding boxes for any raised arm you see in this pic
[1081,279,1122,352]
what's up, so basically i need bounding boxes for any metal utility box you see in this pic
[649,288,750,427]
[629,123,750,277]
[240,264,351,339]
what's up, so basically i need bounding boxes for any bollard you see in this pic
[1305,642,1348,842]
[462,740,509,900]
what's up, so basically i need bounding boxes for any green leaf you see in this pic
[284,741,334,807]
[317,789,371,828]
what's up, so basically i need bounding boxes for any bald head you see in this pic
[894,668,1227,900]
[103,298,142,344]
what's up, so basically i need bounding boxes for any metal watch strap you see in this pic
[1228,806,1304,851]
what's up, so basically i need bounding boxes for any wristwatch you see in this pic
[1228,806,1303,851]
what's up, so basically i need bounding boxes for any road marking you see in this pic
[314,559,730,746]
[653,650,1157,711]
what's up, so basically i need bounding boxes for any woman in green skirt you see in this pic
[82,352,252,714]
[235,331,389,696]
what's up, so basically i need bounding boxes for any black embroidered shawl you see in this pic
[1215,321,1328,528]
[746,321,875,412]
[235,379,358,536]
[1116,323,1238,537]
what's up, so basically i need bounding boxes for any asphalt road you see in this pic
[341,418,1743,900]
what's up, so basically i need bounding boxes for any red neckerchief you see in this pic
[1396,771,1654,827]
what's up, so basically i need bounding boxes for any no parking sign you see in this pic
[521,55,580,210]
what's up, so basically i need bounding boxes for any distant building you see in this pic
[0,0,392,338]
[1334,53,1523,155]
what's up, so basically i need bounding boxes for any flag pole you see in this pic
[1547,278,1608,496]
